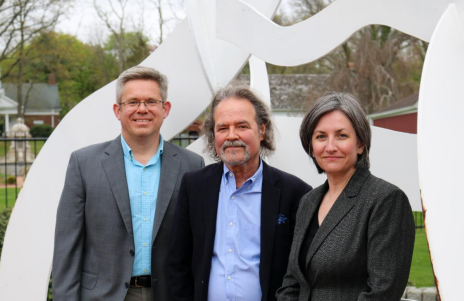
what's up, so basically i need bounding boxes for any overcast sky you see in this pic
[54,0,294,45]
[55,0,186,45]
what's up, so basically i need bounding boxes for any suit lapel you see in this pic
[203,163,223,259]
[101,136,133,238]
[153,142,181,243]
[305,168,370,269]
[259,162,281,301]
[305,191,354,269]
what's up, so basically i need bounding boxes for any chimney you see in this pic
[48,73,56,85]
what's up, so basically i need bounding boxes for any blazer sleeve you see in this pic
[200,157,205,168]
[168,174,195,301]
[52,152,85,301]
[359,187,415,301]
[275,245,301,301]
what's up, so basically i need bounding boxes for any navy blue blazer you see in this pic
[168,161,312,301]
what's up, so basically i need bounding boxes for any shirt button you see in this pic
[229,173,233,177]
[144,192,147,196]
[231,196,235,200]
[228,249,232,253]
[144,269,147,273]
[227,276,232,280]
[144,218,148,221]
[144,243,147,247]
[143,167,146,171]
[229,222,233,227]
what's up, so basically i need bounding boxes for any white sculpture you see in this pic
[0,0,461,299]
[417,4,464,300]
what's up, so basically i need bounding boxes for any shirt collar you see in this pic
[223,159,263,189]
[120,135,164,164]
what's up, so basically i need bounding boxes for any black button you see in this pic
[130,250,135,256]
[125,282,129,289]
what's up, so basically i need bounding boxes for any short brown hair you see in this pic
[116,66,168,103]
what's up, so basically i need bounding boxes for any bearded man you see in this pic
[168,83,312,301]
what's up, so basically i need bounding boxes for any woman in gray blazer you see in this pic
[276,92,415,301]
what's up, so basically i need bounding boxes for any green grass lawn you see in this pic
[409,229,435,287]
[0,140,46,158]
[0,188,19,210]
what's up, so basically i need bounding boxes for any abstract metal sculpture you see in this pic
[1,0,461,299]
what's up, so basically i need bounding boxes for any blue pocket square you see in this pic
[277,214,288,225]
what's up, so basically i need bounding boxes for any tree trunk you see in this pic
[16,6,25,118]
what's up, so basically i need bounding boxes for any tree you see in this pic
[289,0,333,20]
[149,0,164,45]
[146,0,185,45]
[104,31,150,70]
[0,0,70,117]
[94,0,185,72]
[273,0,426,114]
[325,25,423,113]
[94,0,130,74]
[1,31,119,117]
[29,32,119,116]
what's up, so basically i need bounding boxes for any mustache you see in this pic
[221,140,247,151]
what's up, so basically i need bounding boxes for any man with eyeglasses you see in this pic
[53,66,204,301]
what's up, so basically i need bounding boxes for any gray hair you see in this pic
[300,92,371,173]
[203,82,275,161]
[116,66,168,103]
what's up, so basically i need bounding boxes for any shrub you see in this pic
[0,207,13,257]
[30,124,54,138]
[6,175,15,184]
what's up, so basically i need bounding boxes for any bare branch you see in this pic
[165,0,184,21]
[133,0,145,33]
[93,0,129,73]
[146,0,184,45]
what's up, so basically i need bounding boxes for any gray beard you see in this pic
[220,140,251,167]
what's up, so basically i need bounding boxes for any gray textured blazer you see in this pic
[276,168,415,301]
[52,135,204,301]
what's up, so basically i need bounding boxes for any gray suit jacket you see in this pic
[52,136,204,301]
[276,168,415,301]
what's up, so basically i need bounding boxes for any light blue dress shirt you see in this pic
[121,136,163,277]
[208,161,263,301]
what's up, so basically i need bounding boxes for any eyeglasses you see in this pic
[119,100,164,108]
